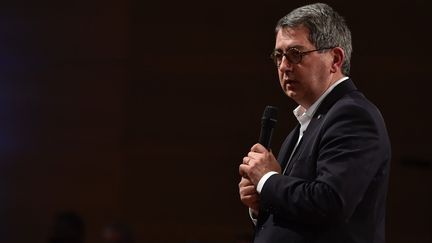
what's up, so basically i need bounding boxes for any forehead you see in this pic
[275,26,312,49]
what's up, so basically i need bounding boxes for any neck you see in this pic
[300,74,346,109]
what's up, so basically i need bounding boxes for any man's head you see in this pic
[276,3,352,76]
[272,3,352,108]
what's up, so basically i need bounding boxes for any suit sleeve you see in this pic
[259,102,389,224]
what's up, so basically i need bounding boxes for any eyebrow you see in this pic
[274,45,305,52]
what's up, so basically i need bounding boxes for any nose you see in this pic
[278,55,293,72]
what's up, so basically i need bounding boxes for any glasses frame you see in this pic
[270,47,335,67]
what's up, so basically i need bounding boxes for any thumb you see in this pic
[251,143,268,153]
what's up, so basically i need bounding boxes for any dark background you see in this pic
[1,0,431,242]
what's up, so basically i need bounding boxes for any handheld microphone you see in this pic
[258,105,278,150]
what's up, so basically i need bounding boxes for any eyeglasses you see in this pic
[270,47,334,67]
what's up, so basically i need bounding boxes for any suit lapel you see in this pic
[277,125,300,171]
[283,79,358,174]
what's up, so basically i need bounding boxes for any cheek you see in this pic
[311,60,330,78]
[278,71,284,84]
[309,66,328,85]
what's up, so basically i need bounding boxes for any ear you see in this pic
[330,47,345,73]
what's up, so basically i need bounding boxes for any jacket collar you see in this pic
[313,78,357,118]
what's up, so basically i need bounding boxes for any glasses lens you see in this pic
[287,48,302,64]
[271,51,282,66]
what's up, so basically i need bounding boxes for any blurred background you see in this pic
[0,0,430,242]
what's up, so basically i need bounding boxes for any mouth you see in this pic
[284,79,296,88]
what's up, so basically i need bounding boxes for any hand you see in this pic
[238,176,260,212]
[239,143,281,185]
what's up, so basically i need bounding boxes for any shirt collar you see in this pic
[293,76,349,124]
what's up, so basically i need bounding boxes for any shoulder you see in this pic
[325,90,383,122]
[318,90,389,143]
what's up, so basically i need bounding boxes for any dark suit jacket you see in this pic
[254,79,391,243]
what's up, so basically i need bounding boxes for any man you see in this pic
[238,3,391,243]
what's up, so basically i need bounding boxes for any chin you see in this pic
[285,90,296,98]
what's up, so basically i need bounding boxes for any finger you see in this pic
[239,164,249,177]
[243,185,257,196]
[240,194,260,208]
[241,194,259,203]
[239,177,253,187]
[251,143,267,153]
[240,188,259,199]
[239,184,256,194]
[248,151,262,160]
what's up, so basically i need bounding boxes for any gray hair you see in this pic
[276,3,352,75]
